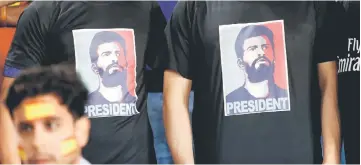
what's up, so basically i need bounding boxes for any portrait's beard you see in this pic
[98,62,127,88]
[245,56,274,83]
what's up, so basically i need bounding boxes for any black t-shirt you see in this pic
[165,2,344,163]
[4,1,167,164]
[144,4,168,93]
[145,67,195,92]
[338,2,360,164]
[145,67,166,92]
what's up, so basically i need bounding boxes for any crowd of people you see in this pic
[0,1,359,164]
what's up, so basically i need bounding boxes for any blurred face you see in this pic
[94,42,127,87]
[241,35,274,83]
[13,94,89,164]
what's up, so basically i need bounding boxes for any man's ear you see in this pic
[91,63,99,75]
[237,58,245,70]
[74,117,90,148]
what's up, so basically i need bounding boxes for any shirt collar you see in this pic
[79,157,91,165]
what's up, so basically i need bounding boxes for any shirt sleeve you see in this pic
[313,2,346,64]
[3,2,55,78]
[164,1,195,80]
[144,2,168,70]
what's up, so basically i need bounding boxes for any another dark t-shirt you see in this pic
[165,2,344,163]
[144,4,168,93]
[145,67,166,92]
[4,1,167,164]
[338,2,360,164]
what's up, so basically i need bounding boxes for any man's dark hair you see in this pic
[5,64,88,120]
[89,31,127,63]
[235,25,275,59]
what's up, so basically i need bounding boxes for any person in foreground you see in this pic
[5,64,91,164]
[163,1,342,164]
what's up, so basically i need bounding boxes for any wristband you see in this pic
[8,2,21,7]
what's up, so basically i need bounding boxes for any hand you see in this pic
[0,1,19,7]
[1,1,28,26]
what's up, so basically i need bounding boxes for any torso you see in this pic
[42,2,156,163]
[337,2,360,163]
[189,2,325,163]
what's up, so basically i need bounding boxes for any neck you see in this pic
[99,82,123,102]
[244,79,269,98]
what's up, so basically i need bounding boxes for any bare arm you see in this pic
[163,70,194,164]
[0,4,19,163]
[0,2,50,162]
[0,77,20,163]
[318,61,340,164]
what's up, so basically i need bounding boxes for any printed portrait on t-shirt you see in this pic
[73,29,139,118]
[219,20,290,116]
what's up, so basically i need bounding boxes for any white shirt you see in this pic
[79,157,91,165]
